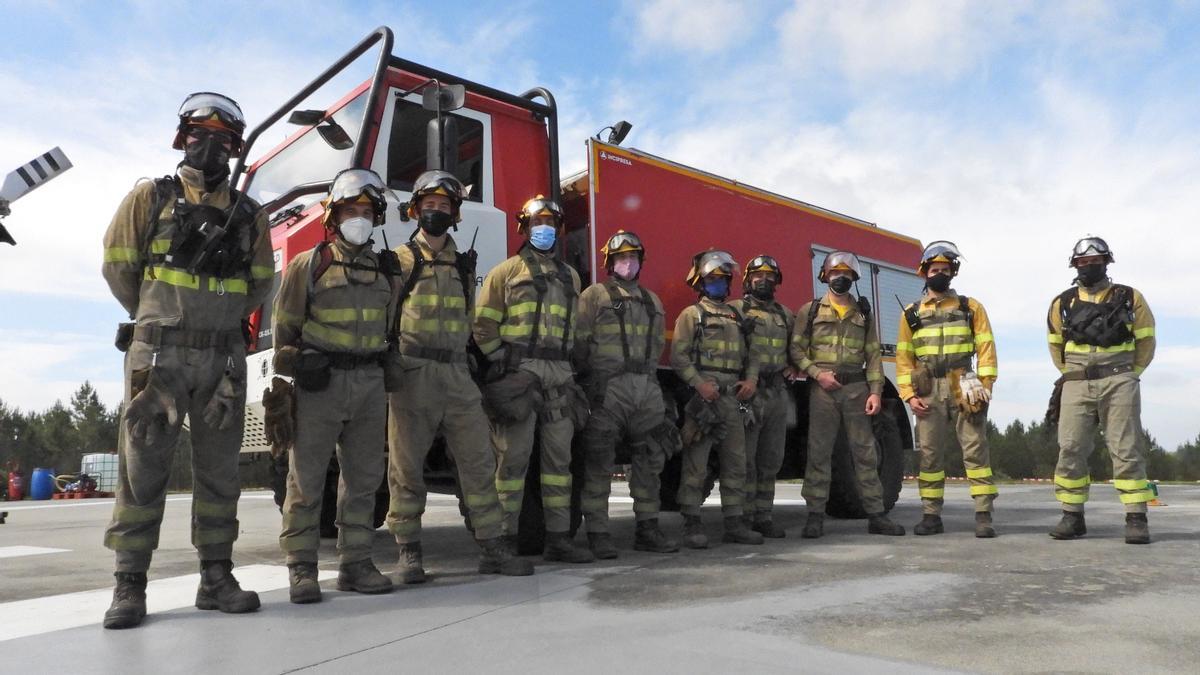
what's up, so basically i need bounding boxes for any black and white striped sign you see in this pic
[1,147,72,203]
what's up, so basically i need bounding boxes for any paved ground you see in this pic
[1,482,1198,674]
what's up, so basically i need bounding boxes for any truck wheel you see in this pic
[824,400,905,519]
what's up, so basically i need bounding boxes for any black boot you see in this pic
[681,515,709,549]
[801,512,824,539]
[752,517,787,539]
[722,516,764,545]
[338,559,394,594]
[913,514,944,536]
[867,513,906,536]
[543,532,595,563]
[103,572,147,629]
[502,534,520,556]
[634,519,679,553]
[195,560,261,613]
[478,538,535,575]
[288,562,321,604]
[587,532,619,559]
[1048,510,1086,540]
[398,542,427,584]
[1125,513,1150,545]
[975,512,996,539]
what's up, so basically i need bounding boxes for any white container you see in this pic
[81,453,119,492]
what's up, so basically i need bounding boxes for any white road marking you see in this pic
[0,546,70,559]
[0,564,335,642]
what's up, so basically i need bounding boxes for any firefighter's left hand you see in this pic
[783,366,801,381]
[735,379,757,401]
[864,393,881,416]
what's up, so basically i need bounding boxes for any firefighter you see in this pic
[100,92,272,628]
[731,255,795,538]
[385,171,534,581]
[791,251,905,538]
[1046,237,1156,544]
[472,195,593,563]
[270,169,395,602]
[574,230,679,557]
[670,250,763,548]
[896,241,999,538]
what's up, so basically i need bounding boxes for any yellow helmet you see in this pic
[917,240,963,276]
[742,254,783,291]
[516,195,563,233]
[685,249,737,289]
[600,230,645,268]
[818,251,862,282]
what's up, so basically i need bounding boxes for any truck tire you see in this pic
[824,399,906,518]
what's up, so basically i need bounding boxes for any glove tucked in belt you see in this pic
[262,377,295,457]
[125,366,181,446]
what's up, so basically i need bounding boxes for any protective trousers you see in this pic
[915,376,996,515]
[744,382,789,519]
[677,392,747,517]
[492,360,576,535]
[803,381,884,514]
[105,341,245,573]
[386,361,503,542]
[279,366,385,565]
[581,373,667,532]
[1054,372,1152,512]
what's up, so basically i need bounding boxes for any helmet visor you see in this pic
[823,251,861,277]
[522,197,563,221]
[1072,237,1111,259]
[698,250,736,277]
[604,230,643,255]
[178,92,245,128]
[412,170,465,202]
[922,240,963,263]
[746,254,780,274]
[329,169,388,203]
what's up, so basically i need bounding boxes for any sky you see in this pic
[2,0,1198,449]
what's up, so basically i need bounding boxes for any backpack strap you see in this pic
[140,176,181,279]
[602,281,631,363]
[805,298,821,341]
[958,294,974,343]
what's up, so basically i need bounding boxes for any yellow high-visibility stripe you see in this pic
[477,338,503,354]
[942,326,973,336]
[1056,493,1088,504]
[495,478,524,492]
[1047,333,1064,344]
[918,471,945,482]
[896,374,912,384]
[314,308,359,322]
[1054,474,1090,489]
[150,239,172,254]
[1133,327,1155,339]
[104,247,140,263]
[974,333,994,344]
[969,485,999,496]
[1112,479,1149,491]
[941,343,975,354]
[1118,490,1154,504]
[919,488,945,499]
[210,278,247,294]
[543,495,571,508]
[476,306,504,322]
[145,266,199,289]
[966,467,993,479]
[977,366,998,377]
[896,341,913,352]
[541,473,571,487]
[1064,341,1134,353]
[251,265,274,279]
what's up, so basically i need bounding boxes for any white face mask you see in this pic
[338,216,373,246]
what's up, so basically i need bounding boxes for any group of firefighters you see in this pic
[97,92,1158,629]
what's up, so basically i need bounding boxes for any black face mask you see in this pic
[183,136,231,176]
[1076,262,1107,286]
[750,279,776,301]
[418,209,454,237]
[829,276,853,295]
[927,273,952,293]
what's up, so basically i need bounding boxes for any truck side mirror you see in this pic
[422,84,465,112]
[317,122,354,150]
[427,116,460,173]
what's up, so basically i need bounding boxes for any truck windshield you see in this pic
[244,91,368,212]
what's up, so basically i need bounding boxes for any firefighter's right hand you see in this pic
[262,377,296,457]
[125,368,180,446]
[816,370,842,391]
[695,380,720,402]
[907,396,931,418]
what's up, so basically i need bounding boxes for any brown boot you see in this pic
[398,542,427,584]
[681,515,709,549]
[634,519,679,553]
[195,560,261,613]
[543,532,595,563]
[975,512,996,539]
[587,532,619,559]
[913,514,944,536]
[103,572,147,629]
[478,538,535,575]
[722,516,764,545]
[337,559,394,594]
[867,513,906,536]
[1049,511,1086,540]
[288,562,321,604]
[1125,513,1150,545]
[801,512,824,539]
[752,518,787,539]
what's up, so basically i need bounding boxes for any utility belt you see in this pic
[397,344,469,364]
[116,323,243,352]
[326,352,385,370]
[698,365,742,376]
[516,344,570,363]
[294,348,382,393]
[759,369,787,389]
[1059,362,1134,382]
[834,369,867,385]
[924,361,973,378]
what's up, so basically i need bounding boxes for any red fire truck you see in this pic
[237,28,926,553]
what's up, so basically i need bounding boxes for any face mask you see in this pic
[418,209,454,237]
[829,276,853,295]
[529,224,556,251]
[183,135,231,175]
[702,277,729,300]
[750,278,776,300]
[927,273,952,293]
[612,258,640,280]
[338,216,373,246]
[1076,262,1107,286]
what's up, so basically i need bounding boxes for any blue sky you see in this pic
[2,1,1198,449]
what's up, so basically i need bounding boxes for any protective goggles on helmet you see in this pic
[602,230,644,257]
[744,254,783,284]
[819,251,861,282]
[178,92,245,132]
[322,168,395,227]
[407,170,465,221]
[697,250,736,277]
[517,195,564,231]
[1069,236,1114,265]
[918,240,963,275]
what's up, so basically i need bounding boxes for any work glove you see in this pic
[125,368,180,447]
[202,366,244,431]
[960,372,991,406]
[273,345,300,377]
[262,377,296,458]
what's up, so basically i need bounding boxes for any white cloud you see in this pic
[0,329,123,414]
[628,0,759,55]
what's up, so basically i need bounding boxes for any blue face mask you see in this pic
[702,277,729,299]
[529,224,556,251]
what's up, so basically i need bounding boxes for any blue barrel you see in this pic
[30,467,55,500]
